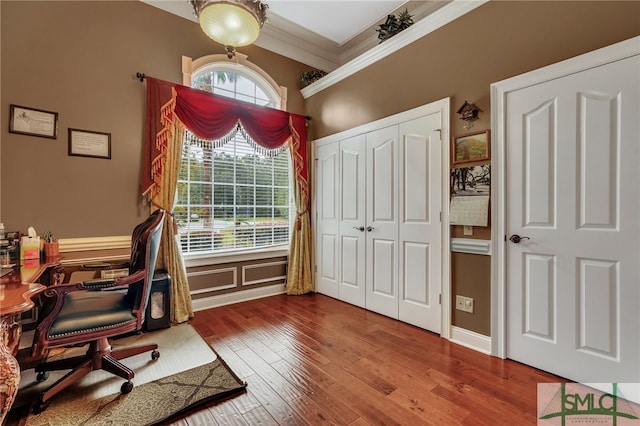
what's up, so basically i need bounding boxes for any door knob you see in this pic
[366,226,375,232]
[509,234,530,244]
[353,226,365,232]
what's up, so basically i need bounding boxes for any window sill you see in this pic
[183,245,289,268]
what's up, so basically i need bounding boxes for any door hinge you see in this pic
[314,265,317,272]
[439,294,442,305]
[439,212,442,222]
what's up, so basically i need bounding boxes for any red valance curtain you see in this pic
[142,77,312,296]
[142,77,308,204]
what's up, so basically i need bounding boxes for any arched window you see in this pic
[176,55,292,254]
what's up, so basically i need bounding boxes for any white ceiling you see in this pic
[266,1,407,46]
[141,0,450,72]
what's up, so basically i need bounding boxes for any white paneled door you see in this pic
[315,141,340,299]
[364,126,400,318]
[505,55,639,383]
[339,134,367,307]
[398,115,442,333]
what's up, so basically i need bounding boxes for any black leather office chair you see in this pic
[25,209,165,413]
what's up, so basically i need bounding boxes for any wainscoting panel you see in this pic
[188,256,288,300]
[242,260,287,286]
[188,267,237,294]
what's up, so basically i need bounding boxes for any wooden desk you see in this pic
[0,259,62,423]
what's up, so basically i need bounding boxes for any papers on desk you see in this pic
[449,195,490,227]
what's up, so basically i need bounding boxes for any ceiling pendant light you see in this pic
[190,0,268,59]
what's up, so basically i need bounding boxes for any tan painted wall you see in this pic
[0,1,308,238]
[305,1,639,335]
[451,252,491,335]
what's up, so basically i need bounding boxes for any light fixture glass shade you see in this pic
[199,2,260,47]
[190,0,268,56]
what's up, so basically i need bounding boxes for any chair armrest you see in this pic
[80,270,145,290]
[80,278,118,289]
[80,262,112,271]
[81,261,130,271]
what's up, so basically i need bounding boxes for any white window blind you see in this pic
[175,69,290,254]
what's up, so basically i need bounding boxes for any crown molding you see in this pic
[256,19,342,72]
[254,0,453,72]
[338,0,451,65]
[301,0,489,99]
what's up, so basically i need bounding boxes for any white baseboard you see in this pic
[191,282,286,311]
[449,325,492,354]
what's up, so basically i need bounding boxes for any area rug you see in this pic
[14,324,246,425]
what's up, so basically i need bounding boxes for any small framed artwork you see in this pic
[451,165,491,196]
[9,104,58,139]
[452,129,490,166]
[68,128,111,159]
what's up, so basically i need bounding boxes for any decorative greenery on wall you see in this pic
[376,8,414,43]
[300,69,328,87]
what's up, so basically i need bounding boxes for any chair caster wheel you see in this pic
[32,400,49,414]
[36,371,49,382]
[121,381,134,394]
[151,349,160,360]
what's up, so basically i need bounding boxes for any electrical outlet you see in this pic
[455,295,474,313]
[455,295,466,311]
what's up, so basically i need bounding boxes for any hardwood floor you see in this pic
[170,293,561,425]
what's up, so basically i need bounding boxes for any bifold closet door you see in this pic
[364,126,399,318]
[315,141,340,298]
[338,135,367,307]
[315,99,448,333]
[398,114,442,333]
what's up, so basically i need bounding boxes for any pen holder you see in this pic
[44,241,59,258]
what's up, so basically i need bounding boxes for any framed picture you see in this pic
[452,129,490,165]
[68,128,111,159]
[451,165,491,196]
[9,104,58,139]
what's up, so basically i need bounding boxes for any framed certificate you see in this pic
[9,104,58,139]
[68,128,112,159]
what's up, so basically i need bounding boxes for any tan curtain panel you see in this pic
[286,166,313,294]
[152,124,194,323]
